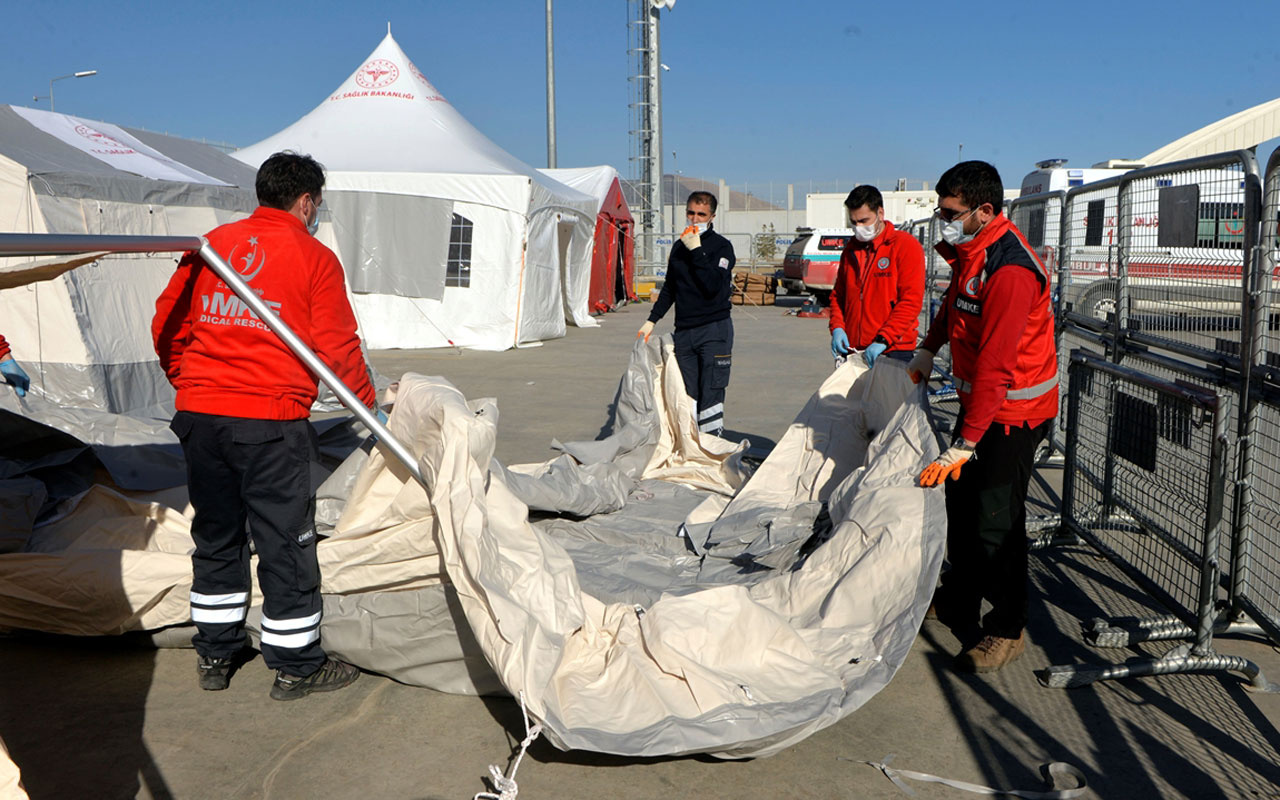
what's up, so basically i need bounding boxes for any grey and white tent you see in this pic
[233,33,599,351]
[0,105,257,412]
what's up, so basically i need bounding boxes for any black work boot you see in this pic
[269,658,360,701]
[197,654,234,691]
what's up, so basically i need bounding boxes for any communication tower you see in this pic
[628,0,670,261]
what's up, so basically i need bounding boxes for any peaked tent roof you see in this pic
[233,32,590,202]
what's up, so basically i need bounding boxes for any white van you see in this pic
[780,227,852,303]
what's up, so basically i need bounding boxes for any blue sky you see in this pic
[3,0,1278,195]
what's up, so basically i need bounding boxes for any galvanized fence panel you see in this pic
[1059,176,1125,326]
[1040,352,1275,690]
[1115,151,1261,364]
[1230,144,1280,646]
[1009,191,1066,295]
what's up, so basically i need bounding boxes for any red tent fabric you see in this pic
[589,177,636,314]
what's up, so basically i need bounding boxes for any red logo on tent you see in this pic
[355,59,400,89]
[74,125,137,155]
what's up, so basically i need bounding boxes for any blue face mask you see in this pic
[306,196,321,236]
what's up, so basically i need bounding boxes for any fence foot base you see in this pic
[1028,525,1081,551]
[1037,648,1280,692]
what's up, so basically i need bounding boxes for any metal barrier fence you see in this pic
[1040,352,1275,690]
[1037,147,1280,691]
[631,229,788,277]
[1230,146,1280,647]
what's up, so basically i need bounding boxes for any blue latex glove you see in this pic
[831,328,850,359]
[0,358,29,397]
[864,341,887,366]
[375,407,388,426]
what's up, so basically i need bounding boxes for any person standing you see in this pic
[638,191,737,436]
[0,335,30,397]
[909,161,1057,673]
[828,185,925,365]
[152,151,380,699]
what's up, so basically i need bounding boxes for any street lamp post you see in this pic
[33,70,98,112]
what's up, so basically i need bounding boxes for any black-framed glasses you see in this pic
[934,205,977,223]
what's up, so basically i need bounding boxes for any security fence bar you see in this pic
[1039,351,1276,691]
[0,233,424,488]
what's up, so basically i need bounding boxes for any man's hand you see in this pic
[864,341,887,366]
[679,225,702,251]
[0,358,29,397]
[638,320,655,342]
[906,349,935,385]
[830,328,850,358]
[919,444,975,486]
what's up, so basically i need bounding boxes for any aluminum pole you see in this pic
[0,232,425,488]
[545,0,557,168]
[195,241,425,486]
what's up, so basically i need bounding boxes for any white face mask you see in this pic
[689,221,709,234]
[939,218,971,245]
[938,207,979,246]
[853,222,880,243]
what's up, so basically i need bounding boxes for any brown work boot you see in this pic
[954,633,1025,673]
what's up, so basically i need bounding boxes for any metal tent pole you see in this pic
[0,232,425,488]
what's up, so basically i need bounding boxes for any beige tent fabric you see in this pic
[0,338,747,637]
[0,341,940,758]
[0,252,109,290]
[0,735,27,800]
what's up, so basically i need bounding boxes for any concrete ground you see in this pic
[2,301,1279,799]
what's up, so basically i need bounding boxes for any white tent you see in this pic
[0,105,257,412]
[233,33,599,351]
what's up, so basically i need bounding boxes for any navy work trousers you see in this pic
[172,411,326,676]
[673,317,733,436]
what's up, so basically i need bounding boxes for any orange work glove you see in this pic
[638,320,655,342]
[919,445,975,487]
[679,225,702,251]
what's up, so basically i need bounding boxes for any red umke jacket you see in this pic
[922,214,1057,443]
[828,221,925,351]
[152,206,375,420]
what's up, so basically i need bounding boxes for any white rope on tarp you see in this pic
[846,754,1089,799]
[474,690,543,800]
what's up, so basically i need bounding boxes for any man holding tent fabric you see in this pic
[908,161,1057,674]
[153,151,380,700]
[638,191,736,436]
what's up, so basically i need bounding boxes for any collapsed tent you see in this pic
[0,105,257,413]
[233,33,599,351]
[0,340,944,758]
[542,166,637,315]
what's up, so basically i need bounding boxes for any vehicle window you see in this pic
[817,235,850,251]
[786,235,811,256]
[1085,199,1105,247]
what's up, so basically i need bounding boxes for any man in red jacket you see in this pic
[153,152,379,700]
[908,161,1057,673]
[829,185,924,365]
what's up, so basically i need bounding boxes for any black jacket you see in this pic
[648,225,736,330]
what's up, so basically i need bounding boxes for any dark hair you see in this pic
[255,151,326,210]
[686,191,718,214]
[936,160,1003,213]
[844,184,883,212]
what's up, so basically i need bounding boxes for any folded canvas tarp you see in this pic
[0,340,943,758]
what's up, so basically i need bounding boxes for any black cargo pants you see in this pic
[673,317,733,436]
[171,411,326,676]
[939,416,1050,639]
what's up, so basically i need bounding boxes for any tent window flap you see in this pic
[327,190,451,299]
